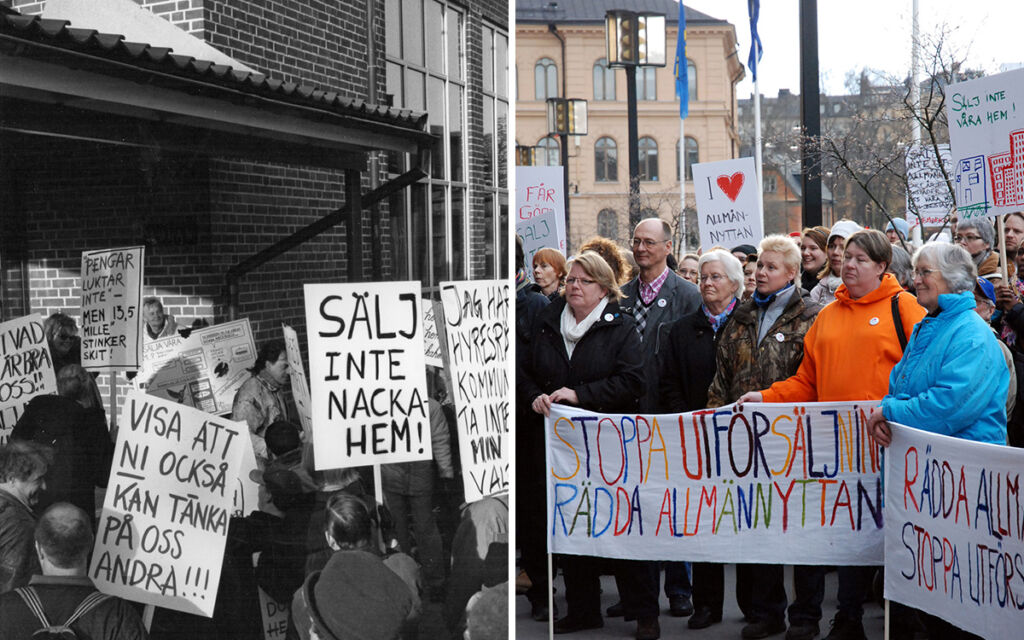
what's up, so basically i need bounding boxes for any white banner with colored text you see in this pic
[884,424,1024,639]
[546,402,884,564]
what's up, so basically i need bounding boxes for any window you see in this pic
[687,59,697,100]
[764,175,778,193]
[684,137,699,180]
[597,209,618,241]
[385,0,472,283]
[595,137,618,182]
[593,58,615,100]
[639,137,658,181]
[535,57,557,100]
[636,67,656,100]
[537,136,559,166]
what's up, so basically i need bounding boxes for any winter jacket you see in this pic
[0,575,147,640]
[808,273,842,306]
[382,398,455,496]
[232,371,289,460]
[762,274,926,402]
[658,308,730,413]
[708,289,821,408]
[620,271,702,411]
[11,395,113,522]
[0,489,38,595]
[518,297,645,416]
[145,314,182,341]
[881,291,1009,444]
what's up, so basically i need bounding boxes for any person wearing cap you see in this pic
[291,493,415,640]
[973,276,1016,421]
[884,218,910,246]
[809,219,862,306]
[738,230,926,640]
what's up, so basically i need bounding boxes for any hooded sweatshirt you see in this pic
[761,273,926,402]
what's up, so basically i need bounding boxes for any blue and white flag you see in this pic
[673,0,688,118]
[747,0,763,81]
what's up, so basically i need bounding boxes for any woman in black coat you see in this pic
[518,250,645,634]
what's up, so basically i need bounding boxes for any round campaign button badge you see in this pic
[657,298,667,308]
[775,332,784,342]
[604,313,614,322]
[869,317,880,326]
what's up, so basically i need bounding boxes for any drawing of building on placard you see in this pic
[955,155,988,217]
[987,129,1024,207]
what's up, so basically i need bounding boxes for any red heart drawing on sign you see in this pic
[716,173,745,202]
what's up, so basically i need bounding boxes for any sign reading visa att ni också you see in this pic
[946,67,1024,221]
[884,424,1024,639]
[691,157,763,252]
[546,402,884,564]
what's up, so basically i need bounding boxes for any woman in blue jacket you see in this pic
[870,242,1009,446]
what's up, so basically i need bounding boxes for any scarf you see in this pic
[702,298,737,333]
[560,297,609,359]
[752,283,795,309]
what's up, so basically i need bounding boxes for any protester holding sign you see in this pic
[232,340,292,462]
[739,230,926,640]
[520,251,646,635]
[868,243,1009,448]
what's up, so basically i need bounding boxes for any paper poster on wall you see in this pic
[90,391,247,616]
[905,143,954,228]
[884,424,1023,640]
[546,402,884,564]
[516,165,567,277]
[304,282,431,470]
[0,314,58,444]
[946,67,1024,220]
[135,319,256,415]
[422,301,444,369]
[282,324,313,433]
[692,157,763,252]
[440,280,510,503]
[80,246,144,371]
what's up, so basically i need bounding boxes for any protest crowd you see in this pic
[516,213,1024,640]
[0,293,509,640]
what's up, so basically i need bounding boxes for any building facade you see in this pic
[515,0,744,251]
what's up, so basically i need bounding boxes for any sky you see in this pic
[682,0,1024,99]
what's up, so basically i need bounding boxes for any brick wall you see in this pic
[133,0,205,36]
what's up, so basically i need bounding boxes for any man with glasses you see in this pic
[606,218,700,639]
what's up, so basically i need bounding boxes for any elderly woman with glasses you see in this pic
[954,217,999,278]
[868,243,1008,640]
[518,251,645,634]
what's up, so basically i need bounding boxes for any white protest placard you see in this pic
[422,301,444,369]
[90,391,246,616]
[0,314,57,444]
[905,143,954,228]
[946,67,1024,220]
[516,166,566,276]
[692,157,763,251]
[281,324,312,433]
[80,246,144,371]
[440,280,510,503]
[135,319,256,415]
[257,586,290,639]
[231,433,259,518]
[546,402,884,564]
[304,282,430,470]
[884,425,1023,640]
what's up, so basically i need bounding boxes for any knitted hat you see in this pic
[828,219,863,241]
[885,218,910,241]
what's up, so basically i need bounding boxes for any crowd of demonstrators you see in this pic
[1,301,505,640]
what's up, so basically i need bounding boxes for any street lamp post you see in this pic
[546,98,588,251]
[605,10,665,229]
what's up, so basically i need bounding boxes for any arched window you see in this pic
[639,137,658,181]
[536,136,559,166]
[684,137,699,180]
[687,59,697,100]
[636,67,656,100]
[534,58,557,100]
[597,209,618,241]
[593,58,615,100]
[595,137,618,182]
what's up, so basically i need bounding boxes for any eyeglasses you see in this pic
[565,277,597,286]
[701,273,727,283]
[912,268,937,280]
[953,234,983,243]
[631,238,668,249]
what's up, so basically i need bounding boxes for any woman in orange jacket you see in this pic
[737,229,926,640]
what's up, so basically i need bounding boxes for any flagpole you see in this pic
[680,117,686,254]
[754,78,764,233]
